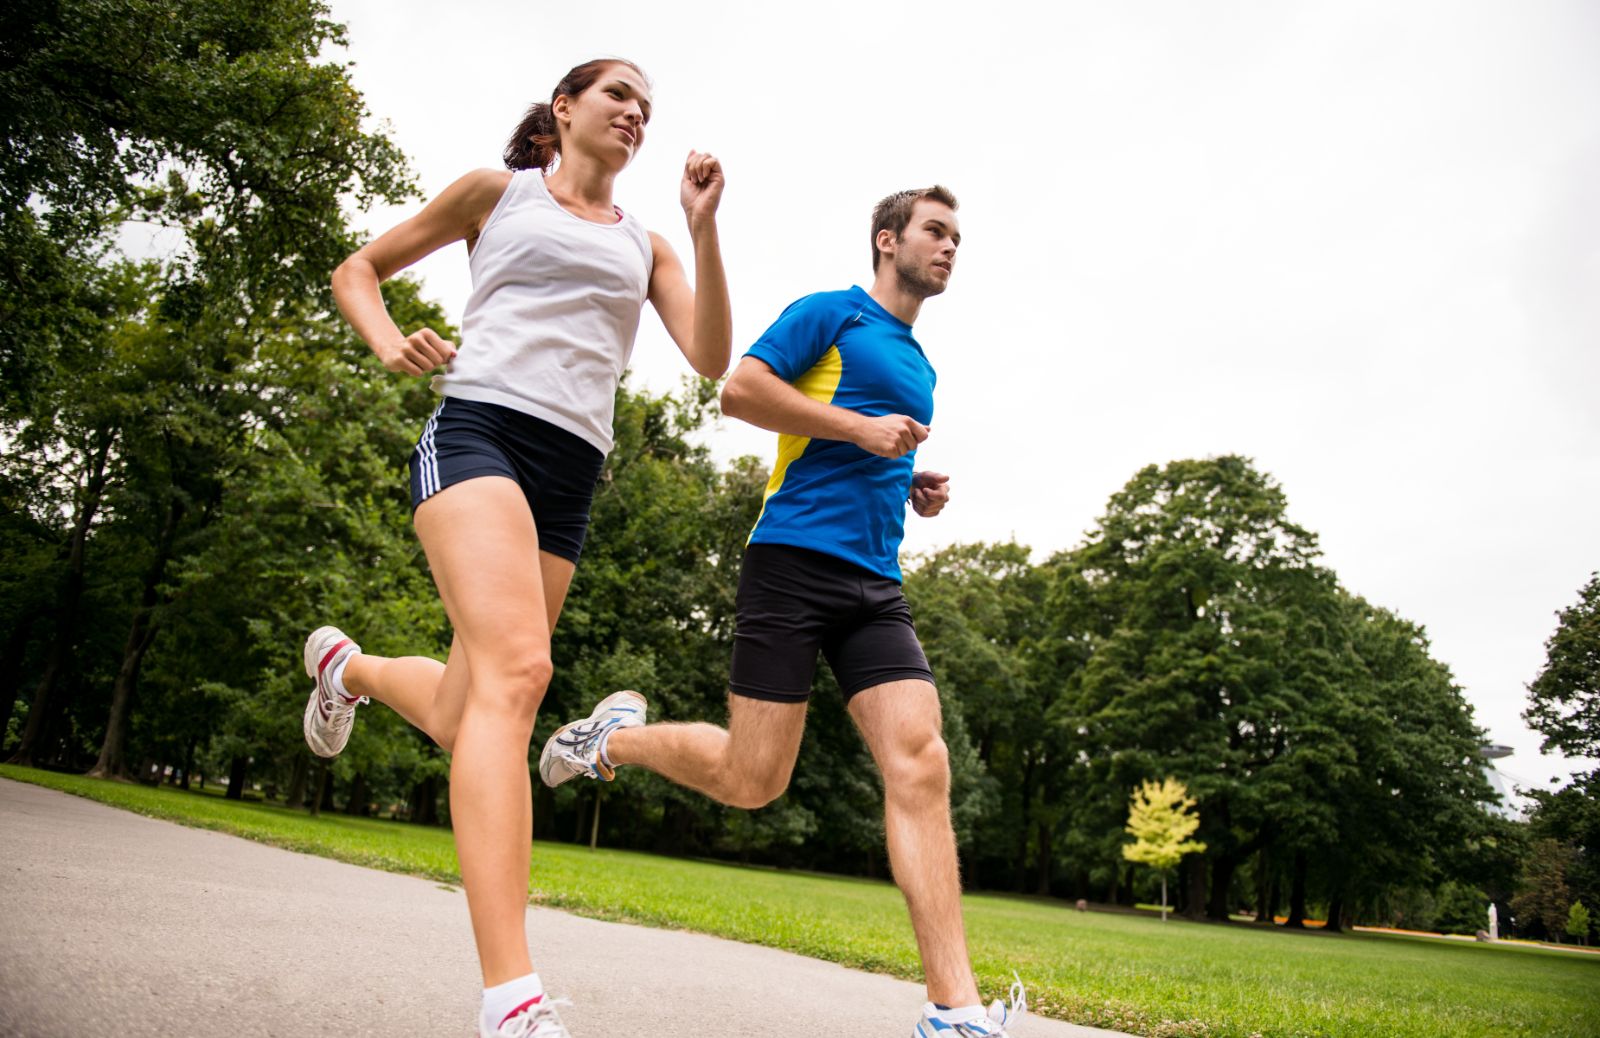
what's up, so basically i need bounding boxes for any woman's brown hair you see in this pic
[504,58,649,171]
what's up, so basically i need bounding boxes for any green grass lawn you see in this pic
[4,765,1596,1038]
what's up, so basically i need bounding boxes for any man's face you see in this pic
[889,200,961,299]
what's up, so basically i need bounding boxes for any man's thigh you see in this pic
[823,577,935,704]
[725,693,809,782]
[729,543,852,701]
[847,678,943,765]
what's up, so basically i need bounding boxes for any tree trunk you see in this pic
[1255,845,1274,923]
[409,774,437,825]
[343,772,367,816]
[1325,891,1345,933]
[1161,874,1169,922]
[1184,855,1208,920]
[1014,751,1034,893]
[88,498,180,780]
[572,788,589,843]
[6,427,115,767]
[1034,819,1053,895]
[179,738,196,791]
[1286,850,1308,928]
[588,786,601,849]
[319,764,337,812]
[1108,862,1120,907]
[1208,853,1236,921]
[225,755,248,801]
[309,761,331,817]
[285,754,308,809]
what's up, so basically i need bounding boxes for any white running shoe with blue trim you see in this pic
[538,690,647,786]
[915,974,1027,1037]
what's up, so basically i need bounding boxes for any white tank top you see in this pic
[432,170,654,454]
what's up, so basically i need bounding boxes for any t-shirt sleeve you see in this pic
[745,293,845,382]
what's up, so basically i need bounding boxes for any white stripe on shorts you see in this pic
[418,401,445,499]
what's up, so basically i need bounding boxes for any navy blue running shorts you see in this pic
[408,397,605,564]
[729,543,935,702]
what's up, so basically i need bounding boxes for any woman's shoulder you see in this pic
[450,167,517,204]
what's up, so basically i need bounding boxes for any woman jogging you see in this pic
[302,58,730,1038]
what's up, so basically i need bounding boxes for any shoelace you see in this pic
[496,996,574,1038]
[555,718,610,753]
[987,972,1027,1029]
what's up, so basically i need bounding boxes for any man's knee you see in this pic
[724,761,792,809]
[883,729,950,801]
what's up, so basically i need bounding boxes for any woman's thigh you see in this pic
[413,476,553,684]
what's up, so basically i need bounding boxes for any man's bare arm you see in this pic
[720,356,928,459]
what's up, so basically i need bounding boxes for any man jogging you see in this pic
[542,186,1025,1037]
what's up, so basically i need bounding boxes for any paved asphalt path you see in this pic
[1,778,1129,1037]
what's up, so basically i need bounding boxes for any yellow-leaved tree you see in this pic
[1122,777,1207,922]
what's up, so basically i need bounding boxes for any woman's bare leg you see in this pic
[410,475,575,985]
[344,549,575,753]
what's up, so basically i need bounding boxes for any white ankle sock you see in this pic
[328,651,360,702]
[597,726,617,769]
[482,972,544,1034]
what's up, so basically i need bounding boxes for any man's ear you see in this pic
[875,227,898,264]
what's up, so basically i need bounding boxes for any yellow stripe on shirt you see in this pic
[748,345,844,542]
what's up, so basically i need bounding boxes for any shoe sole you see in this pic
[538,690,647,787]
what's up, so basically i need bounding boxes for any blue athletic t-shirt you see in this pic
[745,285,936,582]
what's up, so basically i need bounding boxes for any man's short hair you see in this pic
[870,186,959,270]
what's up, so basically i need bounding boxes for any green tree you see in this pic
[1525,774,1600,939]
[1512,838,1574,942]
[1298,593,1492,932]
[1045,456,1337,919]
[1567,901,1590,945]
[1122,777,1206,921]
[2,0,413,772]
[1524,572,1600,763]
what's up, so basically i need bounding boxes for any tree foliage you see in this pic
[1123,777,1206,873]
[1524,572,1600,761]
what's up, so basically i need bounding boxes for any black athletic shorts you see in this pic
[408,397,605,564]
[729,543,934,702]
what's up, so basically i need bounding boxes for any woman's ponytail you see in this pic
[504,102,558,171]
[501,58,649,172]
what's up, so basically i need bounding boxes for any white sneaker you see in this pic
[484,994,574,1038]
[301,626,366,758]
[538,690,647,786]
[915,974,1027,1037]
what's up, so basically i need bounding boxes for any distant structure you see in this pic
[1479,744,1521,820]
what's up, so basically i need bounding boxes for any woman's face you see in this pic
[557,63,653,168]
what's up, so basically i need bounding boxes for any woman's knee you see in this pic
[468,644,554,719]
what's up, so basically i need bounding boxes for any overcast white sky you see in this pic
[327,0,1599,797]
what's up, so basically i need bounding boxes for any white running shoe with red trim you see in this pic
[483,993,574,1038]
[301,625,366,758]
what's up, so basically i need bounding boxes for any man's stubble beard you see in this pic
[893,253,948,300]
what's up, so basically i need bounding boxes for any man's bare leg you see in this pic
[604,694,807,809]
[849,678,980,1008]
